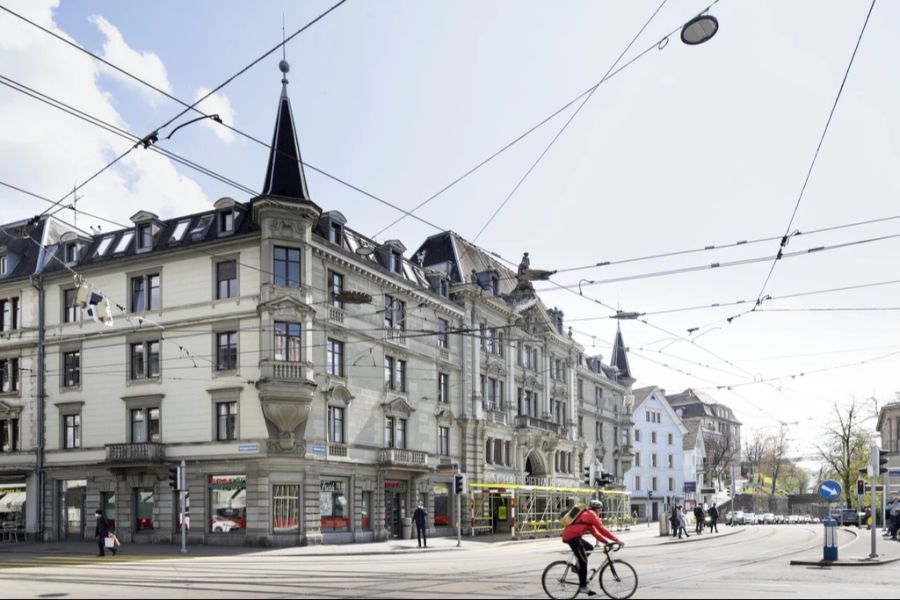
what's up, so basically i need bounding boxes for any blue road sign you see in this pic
[889,469,900,477]
[818,480,842,501]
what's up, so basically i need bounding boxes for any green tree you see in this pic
[815,400,871,508]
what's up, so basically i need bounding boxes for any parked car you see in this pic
[744,513,759,525]
[811,517,821,524]
[763,513,776,525]
[727,511,745,525]
[830,508,863,527]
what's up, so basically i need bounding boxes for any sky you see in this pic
[1,0,898,470]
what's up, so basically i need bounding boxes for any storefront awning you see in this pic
[0,491,26,511]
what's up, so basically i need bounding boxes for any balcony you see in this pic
[384,329,407,347]
[438,347,450,362]
[328,443,348,458]
[259,359,313,382]
[105,442,165,465]
[327,306,345,324]
[515,415,564,436]
[486,410,508,426]
[379,448,429,470]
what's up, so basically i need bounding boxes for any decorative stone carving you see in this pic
[268,218,305,239]
[261,399,311,451]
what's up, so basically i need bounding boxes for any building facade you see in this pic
[625,386,686,521]
[876,400,900,497]
[0,63,634,545]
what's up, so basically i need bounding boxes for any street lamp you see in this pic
[681,14,719,46]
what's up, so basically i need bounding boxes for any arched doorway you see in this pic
[524,450,547,483]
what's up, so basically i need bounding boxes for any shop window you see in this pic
[135,488,155,531]
[273,484,300,533]
[433,483,450,527]
[320,479,349,532]
[209,475,247,534]
[361,491,373,531]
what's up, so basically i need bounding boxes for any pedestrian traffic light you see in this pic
[168,466,182,491]
[648,490,653,500]
[583,465,594,487]
[879,449,889,475]
[857,479,865,496]
[454,473,467,495]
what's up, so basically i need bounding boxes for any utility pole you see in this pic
[180,460,187,554]
[870,442,878,559]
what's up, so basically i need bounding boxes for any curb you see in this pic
[660,527,745,545]
[790,555,900,567]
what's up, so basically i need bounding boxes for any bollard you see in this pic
[823,517,838,561]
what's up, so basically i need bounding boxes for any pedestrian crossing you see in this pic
[0,553,176,570]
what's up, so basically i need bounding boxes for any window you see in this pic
[438,373,449,403]
[65,242,79,263]
[63,414,81,449]
[273,484,300,533]
[273,246,301,287]
[384,295,406,331]
[189,214,214,239]
[0,298,19,331]
[578,417,584,438]
[95,235,114,256]
[328,222,342,245]
[595,387,603,408]
[385,357,406,392]
[384,357,394,390]
[130,340,160,380]
[635,476,641,491]
[491,275,500,296]
[438,278,449,297]
[486,378,498,410]
[668,433,673,445]
[437,318,449,349]
[216,260,237,299]
[578,379,584,400]
[651,454,658,468]
[483,325,494,353]
[115,231,134,254]
[504,441,511,466]
[384,416,407,449]
[651,431,657,444]
[137,224,153,250]
[635,452,641,467]
[596,422,602,443]
[433,484,450,527]
[274,322,301,362]
[131,407,160,443]
[209,475,246,534]
[361,491,373,530]
[219,211,234,234]
[0,358,19,393]
[217,402,237,441]
[63,351,80,388]
[216,332,238,371]
[669,477,674,492]
[170,220,190,243]
[130,273,160,312]
[329,271,344,308]
[0,417,18,452]
[327,339,344,377]
[0,255,6,275]
[438,426,450,456]
[651,477,658,492]
[634,429,640,442]
[485,438,493,464]
[320,479,349,532]
[63,288,80,323]
[389,251,402,274]
[135,488,155,531]
[328,406,344,443]
[668,454,674,469]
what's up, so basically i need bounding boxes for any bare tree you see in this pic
[815,400,872,508]
[744,430,771,487]
[768,424,791,495]
[706,429,738,489]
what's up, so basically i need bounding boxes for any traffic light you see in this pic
[857,479,865,496]
[454,473,467,495]
[583,465,594,487]
[598,471,614,489]
[168,466,182,490]
[879,450,889,475]
[648,490,653,500]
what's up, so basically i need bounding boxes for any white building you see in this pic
[626,386,686,521]
[682,421,707,508]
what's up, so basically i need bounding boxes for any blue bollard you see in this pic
[823,517,838,561]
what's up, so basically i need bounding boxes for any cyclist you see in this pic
[561,499,623,597]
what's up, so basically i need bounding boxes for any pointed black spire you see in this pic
[261,60,311,201]
[611,323,632,381]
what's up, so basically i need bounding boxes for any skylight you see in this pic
[94,236,114,257]
[114,231,133,254]
[170,220,190,243]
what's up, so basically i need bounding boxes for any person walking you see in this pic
[670,505,679,538]
[94,509,112,557]
[708,503,720,533]
[693,505,705,535]
[676,506,690,539]
[412,503,428,548]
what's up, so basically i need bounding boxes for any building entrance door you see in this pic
[62,479,87,541]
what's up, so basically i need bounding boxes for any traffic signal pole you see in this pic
[870,443,878,559]
[180,460,187,554]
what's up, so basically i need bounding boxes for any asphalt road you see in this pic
[0,526,893,598]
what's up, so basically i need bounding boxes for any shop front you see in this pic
[0,480,26,535]
[383,479,409,539]
[320,477,351,543]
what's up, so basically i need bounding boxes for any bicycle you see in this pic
[542,542,638,600]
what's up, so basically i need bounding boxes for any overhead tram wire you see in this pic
[469,0,674,245]
[0,0,350,219]
[750,0,877,311]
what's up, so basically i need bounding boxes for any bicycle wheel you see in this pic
[541,560,580,600]
[598,559,638,600]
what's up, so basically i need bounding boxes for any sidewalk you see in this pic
[790,527,900,567]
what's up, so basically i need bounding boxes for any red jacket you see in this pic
[562,509,620,544]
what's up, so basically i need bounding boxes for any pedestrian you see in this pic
[708,503,719,533]
[676,505,690,539]
[94,509,112,557]
[412,503,427,548]
[888,498,900,541]
[693,505,705,535]
[632,510,638,527]
[670,505,679,538]
[864,506,872,530]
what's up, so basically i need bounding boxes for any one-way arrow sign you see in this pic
[818,480,843,501]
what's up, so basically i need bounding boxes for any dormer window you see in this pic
[190,215,215,240]
[390,252,402,274]
[329,222,343,245]
[439,278,449,297]
[137,223,153,251]
[65,242,79,264]
[219,211,234,234]
[0,255,6,275]
[491,275,500,296]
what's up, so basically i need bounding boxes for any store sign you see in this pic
[210,475,246,490]
[321,480,344,492]
[384,480,408,493]
[683,481,697,493]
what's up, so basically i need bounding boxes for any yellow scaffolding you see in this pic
[468,483,631,538]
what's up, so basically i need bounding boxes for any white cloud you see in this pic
[89,14,173,103]
[193,87,236,144]
[0,0,209,229]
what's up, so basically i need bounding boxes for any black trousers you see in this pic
[566,538,592,586]
[416,524,427,547]
[709,520,718,532]
[695,519,703,534]
[97,537,105,556]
